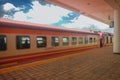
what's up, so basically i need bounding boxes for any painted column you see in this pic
[113,9,120,53]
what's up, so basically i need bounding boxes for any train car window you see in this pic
[84,37,88,44]
[94,38,96,42]
[16,36,30,49]
[72,37,77,45]
[51,37,59,46]
[79,37,83,44]
[89,37,92,43]
[37,36,47,48]
[63,37,69,46]
[0,35,7,51]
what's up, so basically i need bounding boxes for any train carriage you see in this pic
[0,19,113,66]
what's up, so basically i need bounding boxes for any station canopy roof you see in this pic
[46,0,120,24]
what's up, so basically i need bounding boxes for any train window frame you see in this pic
[79,37,83,44]
[89,37,93,43]
[94,38,96,43]
[36,36,47,48]
[84,37,88,44]
[72,37,77,45]
[62,37,69,46]
[16,36,30,49]
[51,37,59,47]
[0,35,7,51]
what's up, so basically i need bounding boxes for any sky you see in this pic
[0,0,113,32]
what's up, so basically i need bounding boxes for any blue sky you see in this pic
[0,0,113,32]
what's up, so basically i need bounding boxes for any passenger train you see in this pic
[0,19,113,66]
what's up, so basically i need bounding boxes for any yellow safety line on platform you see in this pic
[0,49,95,74]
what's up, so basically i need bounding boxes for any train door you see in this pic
[100,38,104,48]
[110,36,112,43]
[106,37,109,44]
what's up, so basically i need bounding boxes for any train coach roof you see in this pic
[0,19,98,35]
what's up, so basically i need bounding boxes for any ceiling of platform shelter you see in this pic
[46,0,120,24]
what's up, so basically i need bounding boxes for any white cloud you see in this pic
[13,1,71,24]
[62,15,109,29]
[4,1,109,30]
[3,3,19,11]
[13,11,27,21]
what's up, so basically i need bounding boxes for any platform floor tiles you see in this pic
[0,47,120,80]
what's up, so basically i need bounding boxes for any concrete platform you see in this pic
[0,47,120,80]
